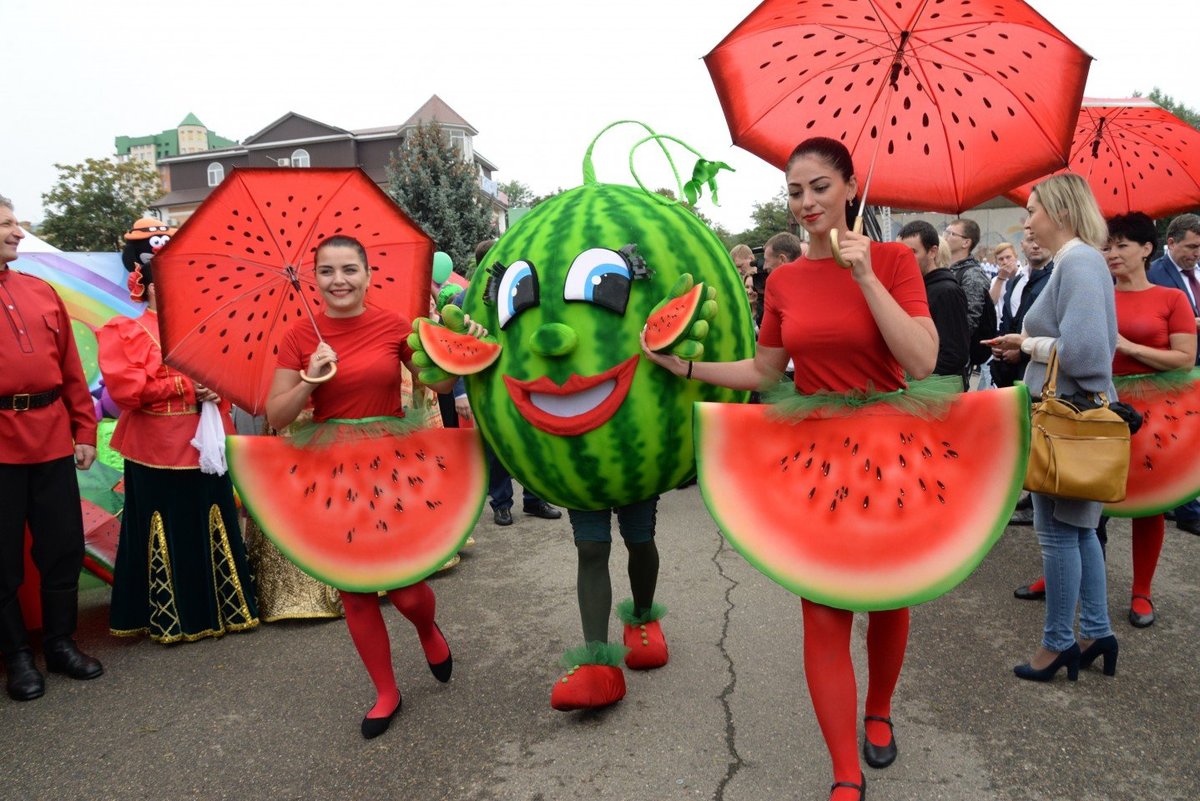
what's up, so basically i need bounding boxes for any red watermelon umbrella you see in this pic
[1005,97,1200,218]
[154,168,434,414]
[704,0,1092,215]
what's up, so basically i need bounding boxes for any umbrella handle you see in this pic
[298,362,338,385]
[830,216,866,269]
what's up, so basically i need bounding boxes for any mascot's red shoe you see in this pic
[550,663,626,711]
[623,619,668,670]
[617,598,668,670]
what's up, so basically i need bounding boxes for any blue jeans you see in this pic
[1172,497,1200,522]
[1032,493,1112,652]
[486,444,537,511]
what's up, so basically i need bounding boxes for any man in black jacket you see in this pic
[898,221,969,386]
[989,229,1054,389]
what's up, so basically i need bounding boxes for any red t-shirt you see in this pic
[1112,284,1196,376]
[277,307,414,421]
[758,241,930,394]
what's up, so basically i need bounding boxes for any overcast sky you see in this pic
[6,0,1198,234]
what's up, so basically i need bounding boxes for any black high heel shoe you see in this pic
[861,716,897,769]
[427,623,453,683]
[361,697,401,740]
[829,772,866,800]
[1078,635,1119,676]
[1013,643,1080,682]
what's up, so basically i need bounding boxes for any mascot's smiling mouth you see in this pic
[503,355,639,436]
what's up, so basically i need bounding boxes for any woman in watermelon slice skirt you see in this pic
[644,137,938,801]
[98,262,260,643]
[989,174,1118,683]
[265,235,482,739]
[1011,211,1196,631]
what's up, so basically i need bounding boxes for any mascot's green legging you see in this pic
[567,497,660,642]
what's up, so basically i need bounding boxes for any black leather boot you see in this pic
[1,598,45,700]
[4,648,46,701]
[41,588,103,681]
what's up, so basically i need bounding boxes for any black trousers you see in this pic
[0,456,84,616]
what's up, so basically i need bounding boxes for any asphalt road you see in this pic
[3,486,1198,801]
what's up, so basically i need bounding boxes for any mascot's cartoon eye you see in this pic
[497,260,540,329]
[149,234,170,250]
[563,248,632,315]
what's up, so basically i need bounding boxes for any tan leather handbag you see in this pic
[1023,348,1130,502]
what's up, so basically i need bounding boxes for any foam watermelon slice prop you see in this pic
[227,428,486,592]
[416,316,501,376]
[1105,370,1200,518]
[645,281,707,354]
[694,386,1030,611]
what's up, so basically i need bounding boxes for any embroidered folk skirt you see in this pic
[242,516,343,622]
[110,461,259,643]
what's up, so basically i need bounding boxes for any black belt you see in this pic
[0,389,60,411]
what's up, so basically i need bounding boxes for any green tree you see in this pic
[531,187,567,207]
[729,189,792,249]
[1134,88,1200,232]
[1139,87,1200,129]
[40,158,163,251]
[498,179,534,208]
[651,187,733,246]
[387,122,497,275]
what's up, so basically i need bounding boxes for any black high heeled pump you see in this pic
[1078,635,1119,676]
[1013,643,1080,682]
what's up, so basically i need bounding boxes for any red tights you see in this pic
[1027,515,1164,616]
[340,581,448,719]
[801,599,910,796]
[1130,515,1164,615]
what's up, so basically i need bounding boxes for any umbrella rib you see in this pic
[903,56,966,210]
[165,252,294,275]
[907,32,1073,180]
[1102,107,1136,211]
[162,272,295,356]
[286,173,356,267]
[733,31,895,145]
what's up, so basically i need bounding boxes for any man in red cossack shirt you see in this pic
[0,195,103,701]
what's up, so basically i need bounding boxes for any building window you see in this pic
[207,162,225,187]
[291,149,311,168]
[448,129,472,161]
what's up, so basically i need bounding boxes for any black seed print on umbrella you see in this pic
[705,0,1090,212]
[1005,99,1200,217]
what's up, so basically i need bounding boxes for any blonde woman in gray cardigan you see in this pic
[989,173,1119,682]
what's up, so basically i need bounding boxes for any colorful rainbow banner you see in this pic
[10,252,144,328]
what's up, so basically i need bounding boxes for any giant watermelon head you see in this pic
[463,149,755,511]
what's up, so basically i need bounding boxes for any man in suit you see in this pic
[1147,213,1200,535]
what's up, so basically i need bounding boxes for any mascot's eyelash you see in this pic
[483,261,506,306]
[620,244,652,280]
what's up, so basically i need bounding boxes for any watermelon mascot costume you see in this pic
[411,122,756,710]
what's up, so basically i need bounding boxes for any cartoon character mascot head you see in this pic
[121,217,176,273]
